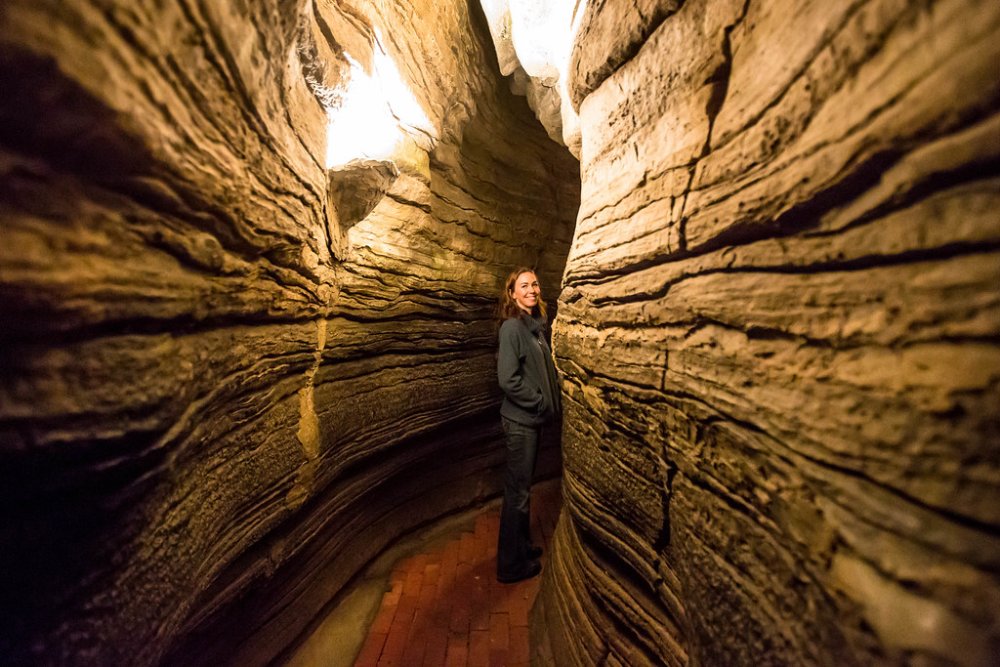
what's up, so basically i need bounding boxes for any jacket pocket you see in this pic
[533,390,548,416]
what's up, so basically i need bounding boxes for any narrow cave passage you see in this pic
[1,1,998,667]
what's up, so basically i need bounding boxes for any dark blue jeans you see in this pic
[497,416,540,578]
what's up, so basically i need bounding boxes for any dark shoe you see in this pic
[497,559,541,584]
[527,544,543,559]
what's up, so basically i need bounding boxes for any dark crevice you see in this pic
[564,224,999,310]
[0,302,323,347]
[385,190,432,215]
[602,237,1000,309]
[652,462,677,553]
[801,156,1000,239]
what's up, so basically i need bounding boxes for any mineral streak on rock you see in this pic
[0,0,578,665]
[535,0,1000,665]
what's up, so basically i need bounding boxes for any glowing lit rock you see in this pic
[479,0,520,76]
[477,0,585,157]
[324,34,436,168]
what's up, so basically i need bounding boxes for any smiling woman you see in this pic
[494,267,562,584]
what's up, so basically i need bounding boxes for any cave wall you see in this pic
[535,0,1000,665]
[0,1,578,665]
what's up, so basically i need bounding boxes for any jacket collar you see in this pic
[519,313,545,336]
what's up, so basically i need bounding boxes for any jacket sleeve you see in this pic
[497,321,543,411]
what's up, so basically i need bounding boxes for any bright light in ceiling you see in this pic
[325,29,434,168]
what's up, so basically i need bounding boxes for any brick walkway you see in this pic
[353,479,562,667]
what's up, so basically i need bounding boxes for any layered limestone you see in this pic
[0,1,578,665]
[535,0,1000,665]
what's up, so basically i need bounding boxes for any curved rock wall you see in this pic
[535,0,1000,665]
[0,1,578,665]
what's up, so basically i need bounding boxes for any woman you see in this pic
[495,267,562,583]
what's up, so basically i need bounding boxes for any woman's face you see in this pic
[511,271,540,314]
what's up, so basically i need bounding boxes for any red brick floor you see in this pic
[354,479,562,667]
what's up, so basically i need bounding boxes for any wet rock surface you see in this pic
[535,0,1000,665]
[0,1,577,665]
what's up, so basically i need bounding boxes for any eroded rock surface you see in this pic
[535,0,1000,665]
[0,1,578,665]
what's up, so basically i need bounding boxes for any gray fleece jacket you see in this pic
[497,314,562,426]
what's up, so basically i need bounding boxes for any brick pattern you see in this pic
[355,480,562,667]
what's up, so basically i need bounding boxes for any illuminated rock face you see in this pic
[0,1,577,665]
[534,0,1000,665]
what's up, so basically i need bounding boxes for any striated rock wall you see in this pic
[536,0,1000,665]
[0,1,578,665]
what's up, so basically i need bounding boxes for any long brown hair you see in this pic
[497,266,547,322]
